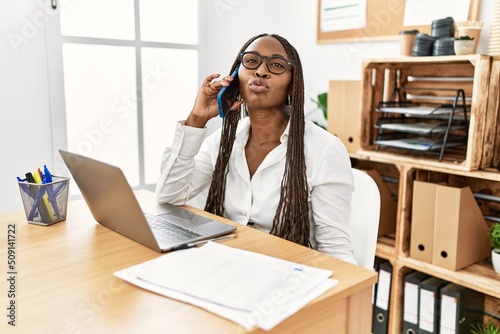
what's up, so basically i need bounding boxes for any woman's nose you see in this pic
[255,68,270,78]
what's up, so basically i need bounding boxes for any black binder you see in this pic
[439,283,484,333]
[371,257,386,333]
[372,261,392,334]
[403,271,430,334]
[418,277,448,334]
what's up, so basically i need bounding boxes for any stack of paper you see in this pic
[114,242,338,331]
[377,105,453,115]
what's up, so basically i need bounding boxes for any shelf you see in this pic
[351,151,500,181]
[375,87,469,162]
[353,149,469,172]
[398,256,500,299]
[350,56,500,334]
[361,55,497,171]
[376,237,396,260]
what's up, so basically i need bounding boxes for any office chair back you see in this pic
[350,168,381,270]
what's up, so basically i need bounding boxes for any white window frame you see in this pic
[45,0,207,191]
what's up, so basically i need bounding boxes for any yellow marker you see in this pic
[33,170,55,221]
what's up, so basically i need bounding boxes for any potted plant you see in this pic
[471,321,500,334]
[454,35,475,55]
[307,92,328,130]
[488,222,500,273]
[456,20,483,54]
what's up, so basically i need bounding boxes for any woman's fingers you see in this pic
[205,74,235,93]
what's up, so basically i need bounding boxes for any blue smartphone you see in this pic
[217,68,240,118]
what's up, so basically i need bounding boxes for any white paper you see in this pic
[440,295,458,333]
[403,282,419,324]
[419,289,436,332]
[375,269,391,310]
[377,105,452,115]
[114,242,338,331]
[320,0,367,32]
[403,0,470,27]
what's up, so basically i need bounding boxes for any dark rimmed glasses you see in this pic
[239,51,293,75]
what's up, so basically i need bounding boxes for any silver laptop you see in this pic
[59,150,236,252]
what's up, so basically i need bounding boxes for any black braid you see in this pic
[204,33,311,248]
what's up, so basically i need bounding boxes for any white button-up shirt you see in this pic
[156,117,356,265]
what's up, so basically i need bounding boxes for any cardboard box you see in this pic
[410,181,437,263]
[432,184,490,271]
[327,81,361,153]
[410,181,490,270]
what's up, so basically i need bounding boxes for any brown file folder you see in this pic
[327,80,361,153]
[432,185,490,270]
[411,181,490,270]
[410,181,437,263]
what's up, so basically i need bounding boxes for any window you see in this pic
[49,0,199,191]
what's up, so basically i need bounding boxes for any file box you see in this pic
[410,181,490,270]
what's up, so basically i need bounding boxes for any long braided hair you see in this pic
[204,33,311,247]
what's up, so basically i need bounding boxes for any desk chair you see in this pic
[350,168,381,270]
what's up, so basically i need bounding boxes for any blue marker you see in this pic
[17,177,32,197]
[44,165,53,183]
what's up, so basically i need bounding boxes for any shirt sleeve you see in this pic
[155,121,217,206]
[309,136,357,266]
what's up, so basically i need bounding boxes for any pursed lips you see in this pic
[249,78,270,93]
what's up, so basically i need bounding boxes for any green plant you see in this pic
[471,321,500,334]
[307,92,328,130]
[489,223,500,249]
[455,35,475,41]
[311,92,328,120]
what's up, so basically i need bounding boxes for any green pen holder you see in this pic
[18,176,70,226]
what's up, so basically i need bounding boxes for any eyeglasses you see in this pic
[239,51,293,75]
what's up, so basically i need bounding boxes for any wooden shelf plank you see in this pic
[351,150,500,181]
[398,256,500,299]
[375,240,396,261]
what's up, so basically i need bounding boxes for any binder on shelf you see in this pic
[371,256,387,325]
[372,261,392,334]
[403,271,430,334]
[439,283,484,334]
[419,277,448,334]
[372,257,386,304]
[410,181,436,263]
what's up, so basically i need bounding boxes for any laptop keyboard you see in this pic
[145,213,202,243]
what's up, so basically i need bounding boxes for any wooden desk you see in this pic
[0,190,377,333]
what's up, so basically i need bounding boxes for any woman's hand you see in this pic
[186,73,242,128]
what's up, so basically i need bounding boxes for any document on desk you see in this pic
[114,242,338,331]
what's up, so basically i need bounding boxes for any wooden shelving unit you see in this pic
[338,55,500,333]
[359,54,499,172]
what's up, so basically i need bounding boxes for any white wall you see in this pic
[0,0,494,212]
[1,1,53,213]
